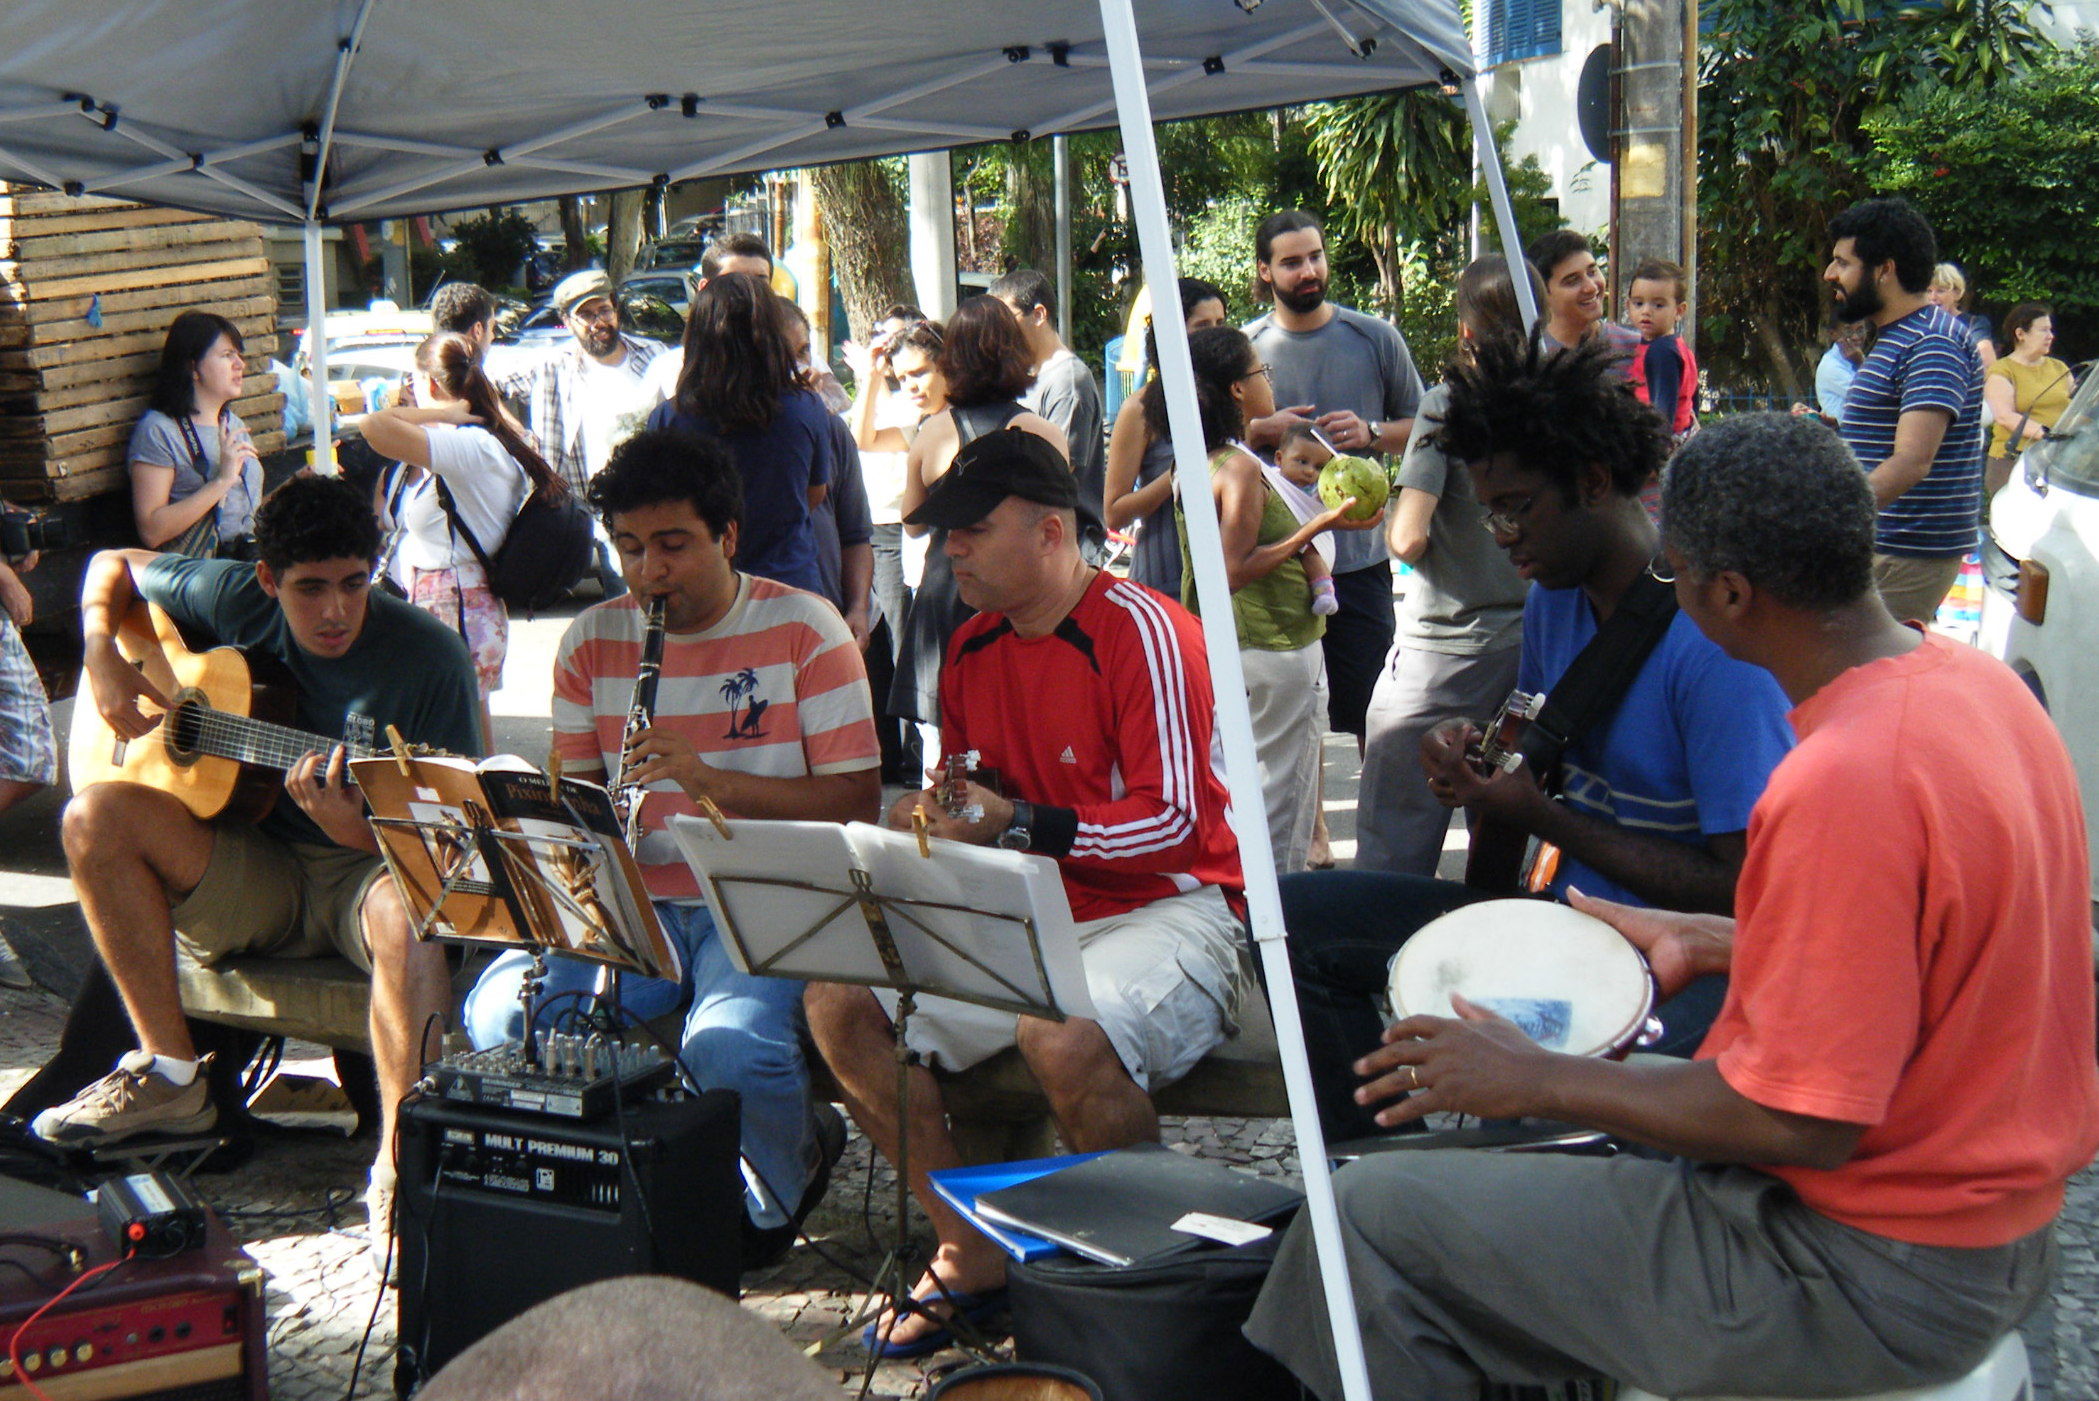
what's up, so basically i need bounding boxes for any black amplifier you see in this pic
[393,1090,742,1394]
[425,1035,676,1121]
[0,1175,266,1401]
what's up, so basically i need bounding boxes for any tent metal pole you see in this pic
[303,221,335,473]
[1094,4,1375,1401]
[1053,134,1072,341]
[1463,76,1539,330]
[309,0,381,221]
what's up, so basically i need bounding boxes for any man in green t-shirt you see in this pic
[33,474,481,1267]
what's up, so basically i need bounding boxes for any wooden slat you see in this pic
[13,255,272,303]
[0,390,284,450]
[0,319,277,379]
[3,238,264,285]
[0,298,279,361]
[5,220,258,261]
[0,206,217,242]
[0,188,150,216]
[5,356,274,412]
[9,274,279,327]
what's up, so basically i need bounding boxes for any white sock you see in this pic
[152,1055,199,1087]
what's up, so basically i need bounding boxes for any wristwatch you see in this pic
[996,799,1036,851]
[1366,419,1383,447]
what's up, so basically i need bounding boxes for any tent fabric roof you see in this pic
[0,0,1473,225]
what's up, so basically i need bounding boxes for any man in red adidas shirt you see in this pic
[806,428,1247,1358]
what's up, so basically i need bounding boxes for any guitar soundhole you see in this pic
[164,696,207,766]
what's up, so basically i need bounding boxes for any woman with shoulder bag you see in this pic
[363,332,564,747]
[128,310,265,559]
[1983,302,2076,503]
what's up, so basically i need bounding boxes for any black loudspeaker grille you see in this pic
[393,1090,743,1394]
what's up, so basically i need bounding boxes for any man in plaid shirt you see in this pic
[499,270,673,596]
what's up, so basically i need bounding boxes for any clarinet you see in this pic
[610,593,669,848]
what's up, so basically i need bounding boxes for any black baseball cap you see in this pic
[905,428,1079,529]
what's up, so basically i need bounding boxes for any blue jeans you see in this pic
[1275,871,1726,1144]
[463,901,810,1228]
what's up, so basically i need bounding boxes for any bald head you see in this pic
[416,1277,838,1401]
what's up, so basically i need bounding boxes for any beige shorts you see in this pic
[171,829,385,972]
[878,885,1248,1092]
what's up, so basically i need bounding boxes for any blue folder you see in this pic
[926,1151,1109,1262]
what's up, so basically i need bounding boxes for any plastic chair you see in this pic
[1615,1330,2031,1401]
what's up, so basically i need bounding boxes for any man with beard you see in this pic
[500,269,672,596]
[1823,197,1984,625]
[1243,212,1424,779]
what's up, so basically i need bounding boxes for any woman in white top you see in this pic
[363,332,565,744]
[128,310,265,557]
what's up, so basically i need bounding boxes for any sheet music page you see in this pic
[841,823,1093,1020]
[668,818,886,981]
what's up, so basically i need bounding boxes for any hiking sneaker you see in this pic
[30,1051,217,1147]
[364,1170,398,1287]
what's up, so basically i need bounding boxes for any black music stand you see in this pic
[668,813,1092,1365]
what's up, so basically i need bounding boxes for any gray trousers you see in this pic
[1355,643,1521,877]
[1245,1150,2053,1401]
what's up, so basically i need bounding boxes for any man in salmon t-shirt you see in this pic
[1247,411,2099,1401]
[806,429,1248,1359]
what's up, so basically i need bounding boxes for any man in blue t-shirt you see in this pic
[32,475,481,1267]
[1280,333,1794,1143]
[1825,197,1984,625]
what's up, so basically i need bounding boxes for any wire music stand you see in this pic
[668,813,1091,1367]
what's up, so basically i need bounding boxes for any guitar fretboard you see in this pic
[170,702,375,774]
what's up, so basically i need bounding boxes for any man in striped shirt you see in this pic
[463,425,880,1266]
[806,429,1248,1358]
[1824,198,1985,624]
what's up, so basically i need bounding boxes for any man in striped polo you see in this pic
[806,428,1249,1359]
[462,425,881,1268]
[1824,197,1986,624]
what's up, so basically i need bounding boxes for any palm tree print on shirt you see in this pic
[719,668,766,739]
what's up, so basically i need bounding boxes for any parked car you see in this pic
[1978,360,2098,907]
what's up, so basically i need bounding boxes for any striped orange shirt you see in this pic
[552,576,880,899]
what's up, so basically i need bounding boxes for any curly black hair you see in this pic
[1430,331,1667,502]
[1141,325,1256,454]
[587,426,744,541]
[1661,412,1875,611]
[254,474,381,574]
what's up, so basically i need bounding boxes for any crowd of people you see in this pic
[3,188,2091,1400]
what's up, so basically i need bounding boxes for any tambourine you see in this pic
[1387,899,1658,1059]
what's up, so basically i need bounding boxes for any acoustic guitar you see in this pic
[67,599,418,824]
[1460,689,1560,895]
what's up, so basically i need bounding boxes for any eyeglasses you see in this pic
[1238,364,1274,384]
[1480,494,1537,538]
[569,302,620,324]
[1646,555,1678,585]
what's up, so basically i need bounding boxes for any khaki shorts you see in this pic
[1872,552,1965,626]
[878,885,1248,1092]
[171,829,385,972]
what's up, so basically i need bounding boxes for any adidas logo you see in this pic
[1058,746,1078,765]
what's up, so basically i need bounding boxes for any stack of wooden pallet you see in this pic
[0,187,282,503]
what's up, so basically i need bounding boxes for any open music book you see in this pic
[352,754,678,982]
[667,816,1093,1021]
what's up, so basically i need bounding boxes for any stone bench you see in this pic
[173,955,1294,1158]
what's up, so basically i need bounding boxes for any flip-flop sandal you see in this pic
[860,1286,1008,1361]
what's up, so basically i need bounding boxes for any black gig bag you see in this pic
[1007,1230,1303,1401]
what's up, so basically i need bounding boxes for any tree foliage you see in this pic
[1305,91,1472,319]
[1866,37,2099,361]
[447,208,541,293]
[1695,0,2053,392]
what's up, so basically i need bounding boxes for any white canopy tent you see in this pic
[0,5,1542,1397]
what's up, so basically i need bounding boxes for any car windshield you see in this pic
[2031,365,2099,493]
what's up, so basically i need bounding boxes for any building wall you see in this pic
[1478,0,1615,246]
